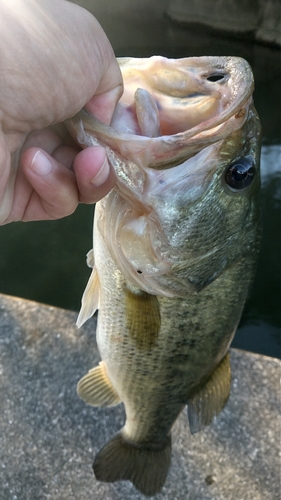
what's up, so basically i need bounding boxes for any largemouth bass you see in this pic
[66,56,261,496]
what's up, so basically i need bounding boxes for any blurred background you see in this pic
[0,0,280,358]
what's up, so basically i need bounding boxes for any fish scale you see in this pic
[65,55,261,496]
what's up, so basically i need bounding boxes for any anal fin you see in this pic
[187,352,231,434]
[77,361,121,407]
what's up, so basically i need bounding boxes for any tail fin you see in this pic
[93,432,171,497]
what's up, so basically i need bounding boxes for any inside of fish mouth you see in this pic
[130,78,229,136]
[114,69,231,138]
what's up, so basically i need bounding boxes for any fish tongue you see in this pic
[110,88,161,137]
[134,88,161,137]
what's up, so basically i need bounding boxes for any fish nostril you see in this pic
[206,74,226,82]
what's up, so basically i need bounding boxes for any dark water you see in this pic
[0,13,280,358]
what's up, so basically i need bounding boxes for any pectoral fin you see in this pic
[77,361,121,407]
[76,265,100,328]
[125,289,161,350]
[187,352,231,434]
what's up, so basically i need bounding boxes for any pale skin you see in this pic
[0,0,123,224]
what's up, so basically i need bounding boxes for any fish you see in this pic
[65,55,261,496]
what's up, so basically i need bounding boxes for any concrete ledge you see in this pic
[0,293,280,499]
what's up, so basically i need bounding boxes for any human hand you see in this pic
[0,0,123,224]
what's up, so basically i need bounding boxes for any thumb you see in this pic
[84,51,123,125]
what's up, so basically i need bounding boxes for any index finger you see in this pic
[85,56,123,125]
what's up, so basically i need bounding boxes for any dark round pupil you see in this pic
[225,158,255,190]
[233,164,253,181]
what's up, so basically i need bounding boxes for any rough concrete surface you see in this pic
[0,293,280,500]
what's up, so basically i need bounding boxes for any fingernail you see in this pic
[31,150,53,175]
[91,158,110,186]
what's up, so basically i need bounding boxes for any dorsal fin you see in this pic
[187,352,231,434]
[86,248,95,268]
[76,265,100,328]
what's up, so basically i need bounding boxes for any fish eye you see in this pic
[225,157,255,191]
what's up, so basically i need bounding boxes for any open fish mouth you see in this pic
[65,56,260,297]
[68,56,255,170]
[65,55,259,298]
[112,56,252,138]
